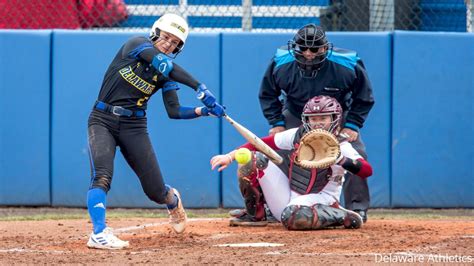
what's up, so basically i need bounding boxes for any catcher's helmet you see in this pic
[301,95,342,134]
[288,24,332,78]
[150,13,189,56]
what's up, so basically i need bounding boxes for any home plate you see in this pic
[215,243,284,247]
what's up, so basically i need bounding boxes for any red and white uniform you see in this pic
[242,127,370,221]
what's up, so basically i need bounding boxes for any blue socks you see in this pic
[87,188,107,234]
[165,185,178,210]
[87,186,178,233]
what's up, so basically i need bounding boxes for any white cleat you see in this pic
[87,227,129,250]
[168,188,187,233]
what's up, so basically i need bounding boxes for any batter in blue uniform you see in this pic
[86,13,225,250]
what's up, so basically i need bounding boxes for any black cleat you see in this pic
[265,207,279,224]
[354,209,368,223]
[229,207,279,225]
[343,209,363,229]
[229,212,268,227]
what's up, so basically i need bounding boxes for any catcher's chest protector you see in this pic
[289,156,331,194]
[287,128,331,194]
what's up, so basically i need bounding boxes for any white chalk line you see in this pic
[0,248,66,254]
[114,218,224,233]
[0,248,158,255]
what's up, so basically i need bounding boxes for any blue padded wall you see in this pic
[2,30,473,208]
[221,33,292,207]
[221,32,392,208]
[51,31,220,207]
[0,30,51,205]
[392,31,474,207]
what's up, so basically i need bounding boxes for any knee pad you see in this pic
[281,205,315,230]
[90,176,112,192]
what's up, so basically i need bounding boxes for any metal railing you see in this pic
[0,0,472,32]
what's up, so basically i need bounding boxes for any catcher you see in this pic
[210,96,373,230]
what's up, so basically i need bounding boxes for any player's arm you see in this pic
[128,40,198,87]
[126,38,202,92]
[134,42,225,117]
[239,135,278,152]
[258,61,285,128]
[344,60,375,131]
[238,127,298,152]
[336,142,373,178]
[161,82,210,119]
[124,37,202,89]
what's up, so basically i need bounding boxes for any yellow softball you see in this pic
[235,148,252,164]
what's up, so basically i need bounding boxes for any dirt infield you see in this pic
[0,209,473,264]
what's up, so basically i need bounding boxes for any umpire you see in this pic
[259,24,375,222]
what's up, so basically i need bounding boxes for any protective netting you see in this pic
[0,0,472,32]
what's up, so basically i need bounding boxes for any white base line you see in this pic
[0,248,156,254]
[0,248,66,254]
[114,218,224,233]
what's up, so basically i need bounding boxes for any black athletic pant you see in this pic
[282,109,370,211]
[87,110,169,204]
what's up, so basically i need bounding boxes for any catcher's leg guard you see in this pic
[281,204,363,230]
[229,152,268,227]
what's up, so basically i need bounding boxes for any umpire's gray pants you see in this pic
[282,109,370,211]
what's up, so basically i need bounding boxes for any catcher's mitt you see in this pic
[295,129,340,169]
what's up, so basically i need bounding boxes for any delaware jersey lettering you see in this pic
[119,64,155,95]
[96,36,170,110]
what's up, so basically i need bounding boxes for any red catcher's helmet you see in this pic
[301,95,343,134]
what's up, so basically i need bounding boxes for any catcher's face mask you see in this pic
[307,115,332,130]
[301,95,343,134]
[303,114,339,134]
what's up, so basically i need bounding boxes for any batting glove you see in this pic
[209,103,226,117]
[200,106,210,116]
[196,84,217,108]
